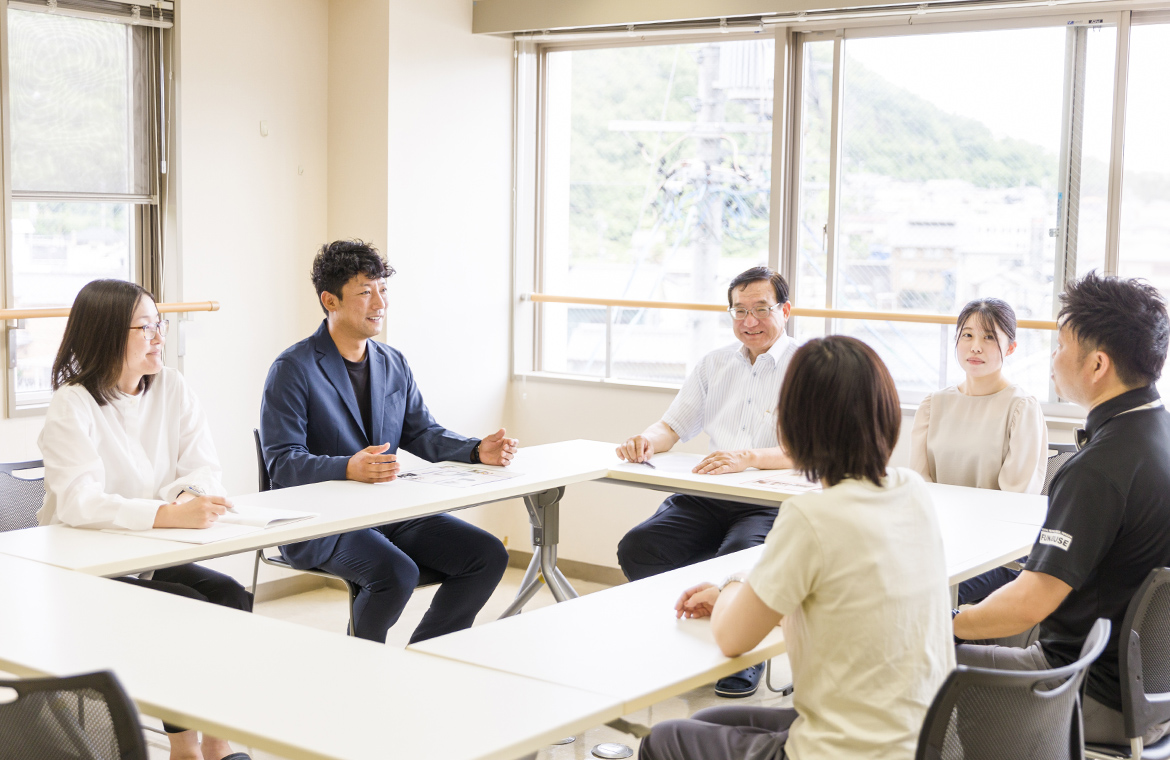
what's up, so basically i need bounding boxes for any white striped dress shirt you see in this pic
[662,335,799,452]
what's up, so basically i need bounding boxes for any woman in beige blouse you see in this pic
[911,297,1047,604]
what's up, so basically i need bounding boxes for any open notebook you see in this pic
[102,505,317,545]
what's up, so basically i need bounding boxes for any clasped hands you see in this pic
[615,435,753,475]
[346,428,520,484]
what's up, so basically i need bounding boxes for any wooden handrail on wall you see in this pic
[526,294,1059,331]
[0,301,220,321]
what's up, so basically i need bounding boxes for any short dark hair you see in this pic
[1059,271,1169,387]
[727,266,789,307]
[778,336,901,488]
[955,298,1017,356]
[310,239,395,315]
[52,279,157,406]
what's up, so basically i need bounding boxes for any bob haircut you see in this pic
[778,336,901,488]
[52,279,158,406]
[310,239,395,315]
[955,298,1017,357]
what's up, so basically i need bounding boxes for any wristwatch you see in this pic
[719,573,748,592]
[470,441,482,464]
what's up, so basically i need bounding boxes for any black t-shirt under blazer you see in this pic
[1028,384,1170,711]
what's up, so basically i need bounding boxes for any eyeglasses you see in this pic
[728,304,783,321]
[129,320,169,340]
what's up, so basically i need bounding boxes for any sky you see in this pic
[845,22,1170,175]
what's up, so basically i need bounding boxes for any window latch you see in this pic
[6,320,27,370]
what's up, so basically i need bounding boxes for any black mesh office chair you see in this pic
[916,617,1110,760]
[1043,443,1078,496]
[0,671,148,760]
[1085,568,1170,760]
[0,459,45,532]
[248,429,446,636]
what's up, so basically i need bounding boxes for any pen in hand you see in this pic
[640,460,656,469]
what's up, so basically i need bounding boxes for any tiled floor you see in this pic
[144,566,793,760]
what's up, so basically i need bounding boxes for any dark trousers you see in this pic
[957,564,1021,605]
[639,705,796,760]
[115,563,253,733]
[315,513,509,644]
[617,494,779,581]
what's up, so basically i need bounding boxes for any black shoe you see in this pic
[715,663,764,698]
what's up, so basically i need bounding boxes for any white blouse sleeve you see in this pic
[909,395,934,482]
[157,372,225,502]
[998,395,1048,494]
[39,388,163,530]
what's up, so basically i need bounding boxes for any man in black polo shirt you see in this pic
[953,272,1170,744]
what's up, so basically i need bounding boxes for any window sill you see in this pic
[514,371,682,394]
[516,371,1089,429]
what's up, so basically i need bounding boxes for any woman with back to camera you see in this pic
[38,279,252,760]
[639,336,955,760]
[910,298,1047,605]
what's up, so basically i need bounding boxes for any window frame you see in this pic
[517,6,1146,421]
[0,5,168,416]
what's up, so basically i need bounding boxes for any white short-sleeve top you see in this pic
[748,469,956,760]
[37,367,225,530]
[910,384,1047,494]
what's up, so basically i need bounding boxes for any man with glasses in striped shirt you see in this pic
[615,266,798,698]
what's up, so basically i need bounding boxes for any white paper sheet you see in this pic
[743,473,822,493]
[398,464,521,488]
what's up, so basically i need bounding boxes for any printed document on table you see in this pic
[398,463,521,488]
[744,473,822,494]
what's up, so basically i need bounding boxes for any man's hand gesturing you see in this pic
[347,443,400,483]
[479,429,519,466]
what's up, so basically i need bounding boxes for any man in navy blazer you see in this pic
[260,240,514,644]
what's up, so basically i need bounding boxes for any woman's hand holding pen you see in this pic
[154,495,233,529]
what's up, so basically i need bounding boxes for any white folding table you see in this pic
[0,439,617,614]
[409,487,1043,714]
[0,553,621,760]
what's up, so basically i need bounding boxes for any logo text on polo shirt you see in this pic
[1039,529,1073,551]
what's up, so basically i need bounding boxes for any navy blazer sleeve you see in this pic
[391,351,479,464]
[261,356,350,487]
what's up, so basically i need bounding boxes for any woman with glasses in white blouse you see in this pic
[910,297,1047,605]
[38,279,251,760]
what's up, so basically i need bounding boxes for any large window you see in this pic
[3,7,167,411]
[1117,19,1170,394]
[538,39,774,383]
[523,10,1158,411]
[794,21,1116,403]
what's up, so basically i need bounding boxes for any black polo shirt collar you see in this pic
[1079,385,1161,448]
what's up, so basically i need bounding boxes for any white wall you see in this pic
[173,0,330,581]
[379,0,517,534]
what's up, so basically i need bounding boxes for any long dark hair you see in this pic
[955,298,1017,357]
[778,336,901,488]
[52,280,157,406]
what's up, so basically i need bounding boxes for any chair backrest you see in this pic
[916,618,1110,760]
[1042,443,1078,496]
[253,429,271,493]
[1118,567,1170,739]
[0,459,45,532]
[0,670,147,760]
